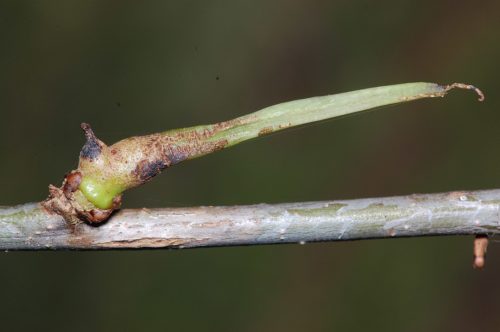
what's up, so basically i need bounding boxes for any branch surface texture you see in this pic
[2,189,499,250]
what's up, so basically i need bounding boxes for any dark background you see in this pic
[1,1,499,331]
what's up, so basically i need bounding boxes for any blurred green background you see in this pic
[1,1,499,331]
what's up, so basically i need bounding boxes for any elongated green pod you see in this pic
[42,82,483,224]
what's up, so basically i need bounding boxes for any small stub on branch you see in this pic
[473,235,488,269]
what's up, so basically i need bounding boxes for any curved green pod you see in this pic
[42,82,483,224]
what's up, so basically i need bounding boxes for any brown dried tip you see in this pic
[81,122,96,139]
[444,83,485,102]
[79,122,105,160]
[473,234,488,269]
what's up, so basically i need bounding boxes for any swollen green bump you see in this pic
[79,177,124,210]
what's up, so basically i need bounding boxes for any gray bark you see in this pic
[1,189,499,250]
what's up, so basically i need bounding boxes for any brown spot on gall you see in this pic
[258,126,274,136]
[134,159,168,182]
[213,139,228,151]
[63,171,82,199]
[112,195,122,209]
[78,208,114,224]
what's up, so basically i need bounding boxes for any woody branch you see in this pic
[1,189,498,254]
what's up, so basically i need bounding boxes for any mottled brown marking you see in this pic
[166,149,189,165]
[78,208,114,224]
[162,138,229,165]
[205,118,249,137]
[134,159,168,182]
[63,171,82,199]
[278,122,292,129]
[112,195,122,209]
[212,139,228,151]
[165,117,251,142]
[258,126,274,136]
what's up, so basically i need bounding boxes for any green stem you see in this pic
[163,82,483,160]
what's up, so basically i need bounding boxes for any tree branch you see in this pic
[1,189,499,250]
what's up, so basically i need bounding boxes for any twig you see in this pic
[1,189,499,251]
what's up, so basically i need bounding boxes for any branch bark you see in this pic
[1,189,499,250]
